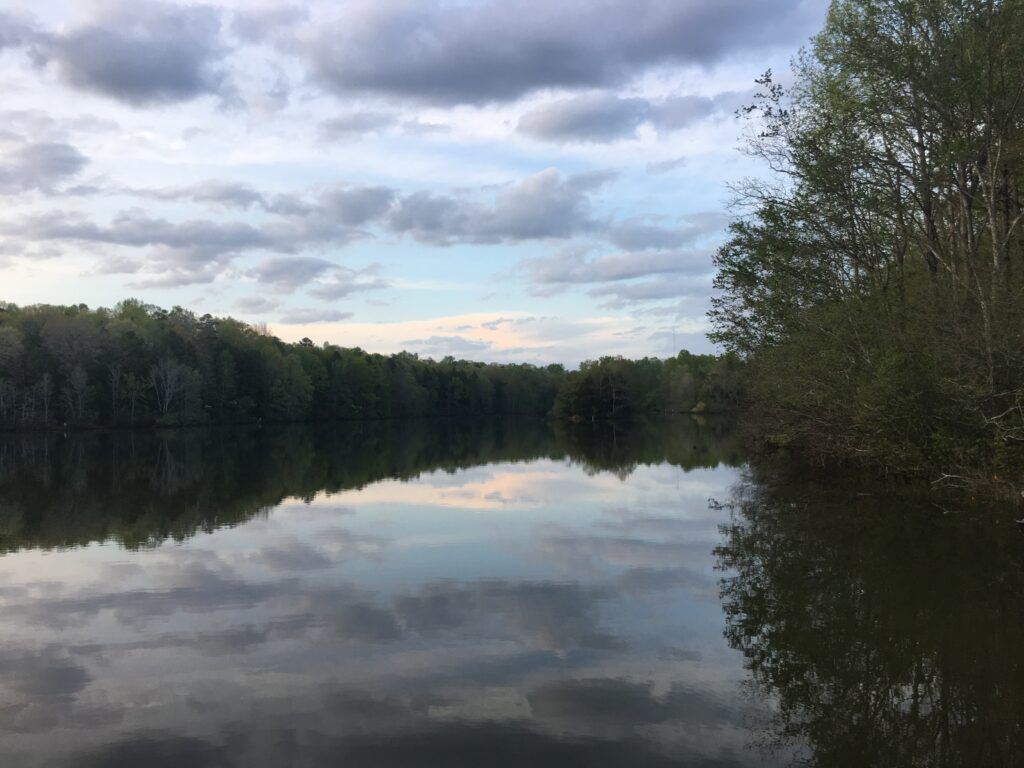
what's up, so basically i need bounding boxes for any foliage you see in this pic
[0,300,737,429]
[712,0,1024,478]
[717,467,1024,765]
[551,351,743,421]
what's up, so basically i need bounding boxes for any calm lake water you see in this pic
[0,418,1021,766]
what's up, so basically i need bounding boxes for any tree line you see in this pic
[0,300,739,429]
[712,0,1024,480]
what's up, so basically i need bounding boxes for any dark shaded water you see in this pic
[0,419,1020,766]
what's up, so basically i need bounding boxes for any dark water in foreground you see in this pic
[0,419,1021,767]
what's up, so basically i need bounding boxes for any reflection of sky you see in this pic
[0,456,782,767]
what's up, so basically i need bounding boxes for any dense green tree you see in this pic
[552,353,742,421]
[0,301,736,429]
[712,0,1024,479]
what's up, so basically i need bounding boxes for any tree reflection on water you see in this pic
[717,468,1024,767]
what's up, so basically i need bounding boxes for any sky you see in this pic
[0,0,828,365]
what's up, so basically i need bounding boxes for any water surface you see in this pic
[0,419,1020,766]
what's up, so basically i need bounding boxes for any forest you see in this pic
[0,300,740,429]
[712,0,1024,482]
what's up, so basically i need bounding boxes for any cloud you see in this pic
[400,335,492,359]
[0,11,39,50]
[91,255,141,275]
[518,94,650,142]
[518,91,747,143]
[308,0,820,105]
[271,311,663,365]
[246,257,390,299]
[527,678,741,736]
[319,112,397,140]
[278,308,355,324]
[231,4,308,44]
[648,92,746,129]
[0,647,91,698]
[2,201,369,286]
[0,139,88,193]
[79,734,228,768]
[320,186,396,226]
[388,169,608,244]
[35,1,231,106]
[133,180,313,217]
[233,296,280,314]
[393,579,617,651]
[244,538,333,571]
[6,209,273,285]
[606,213,728,250]
[521,247,712,289]
[589,276,711,304]
[307,266,390,300]
[143,180,268,209]
[248,256,337,290]
[645,156,687,174]
[6,167,606,282]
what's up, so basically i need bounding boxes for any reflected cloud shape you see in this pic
[0,418,771,767]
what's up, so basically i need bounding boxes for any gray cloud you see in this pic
[3,203,360,286]
[134,180,312,217]
[126,171,601,250]
[518,94,650,142]
[518,91,747,143]
[393,579,617,651]
[248,258,390,297]
[234,296,280,314]
[527,678,741,737]
[244,538,334,570]
[10,209,270,256]
[278,308,354,324]
[606,212,728,250]
[6,209,274,285]
[0,140,88,193]
[321,186,396,226]
[522,247,711,289]
[231,4,308,44]
[0,647,91,698]
[144,180,267,209]
[35,1,231,106]
[401,118,450,136]
[645,156,687,174]
[389,169,607,244]
[3,169,615,285]
[308,0,820,105]
[589,276,711,304]
[91,255,141,275]
[307,266,390,300]
[648,91,747,130]
[248,256,337,290]
[0,11,39,50]
[319,112,397,140]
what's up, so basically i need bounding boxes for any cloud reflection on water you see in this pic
[0,419,771,767]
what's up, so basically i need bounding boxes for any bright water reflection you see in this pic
[0,418,772,767]
[2,419,1020,767]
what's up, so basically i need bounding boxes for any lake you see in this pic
[0,418,1021,766]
